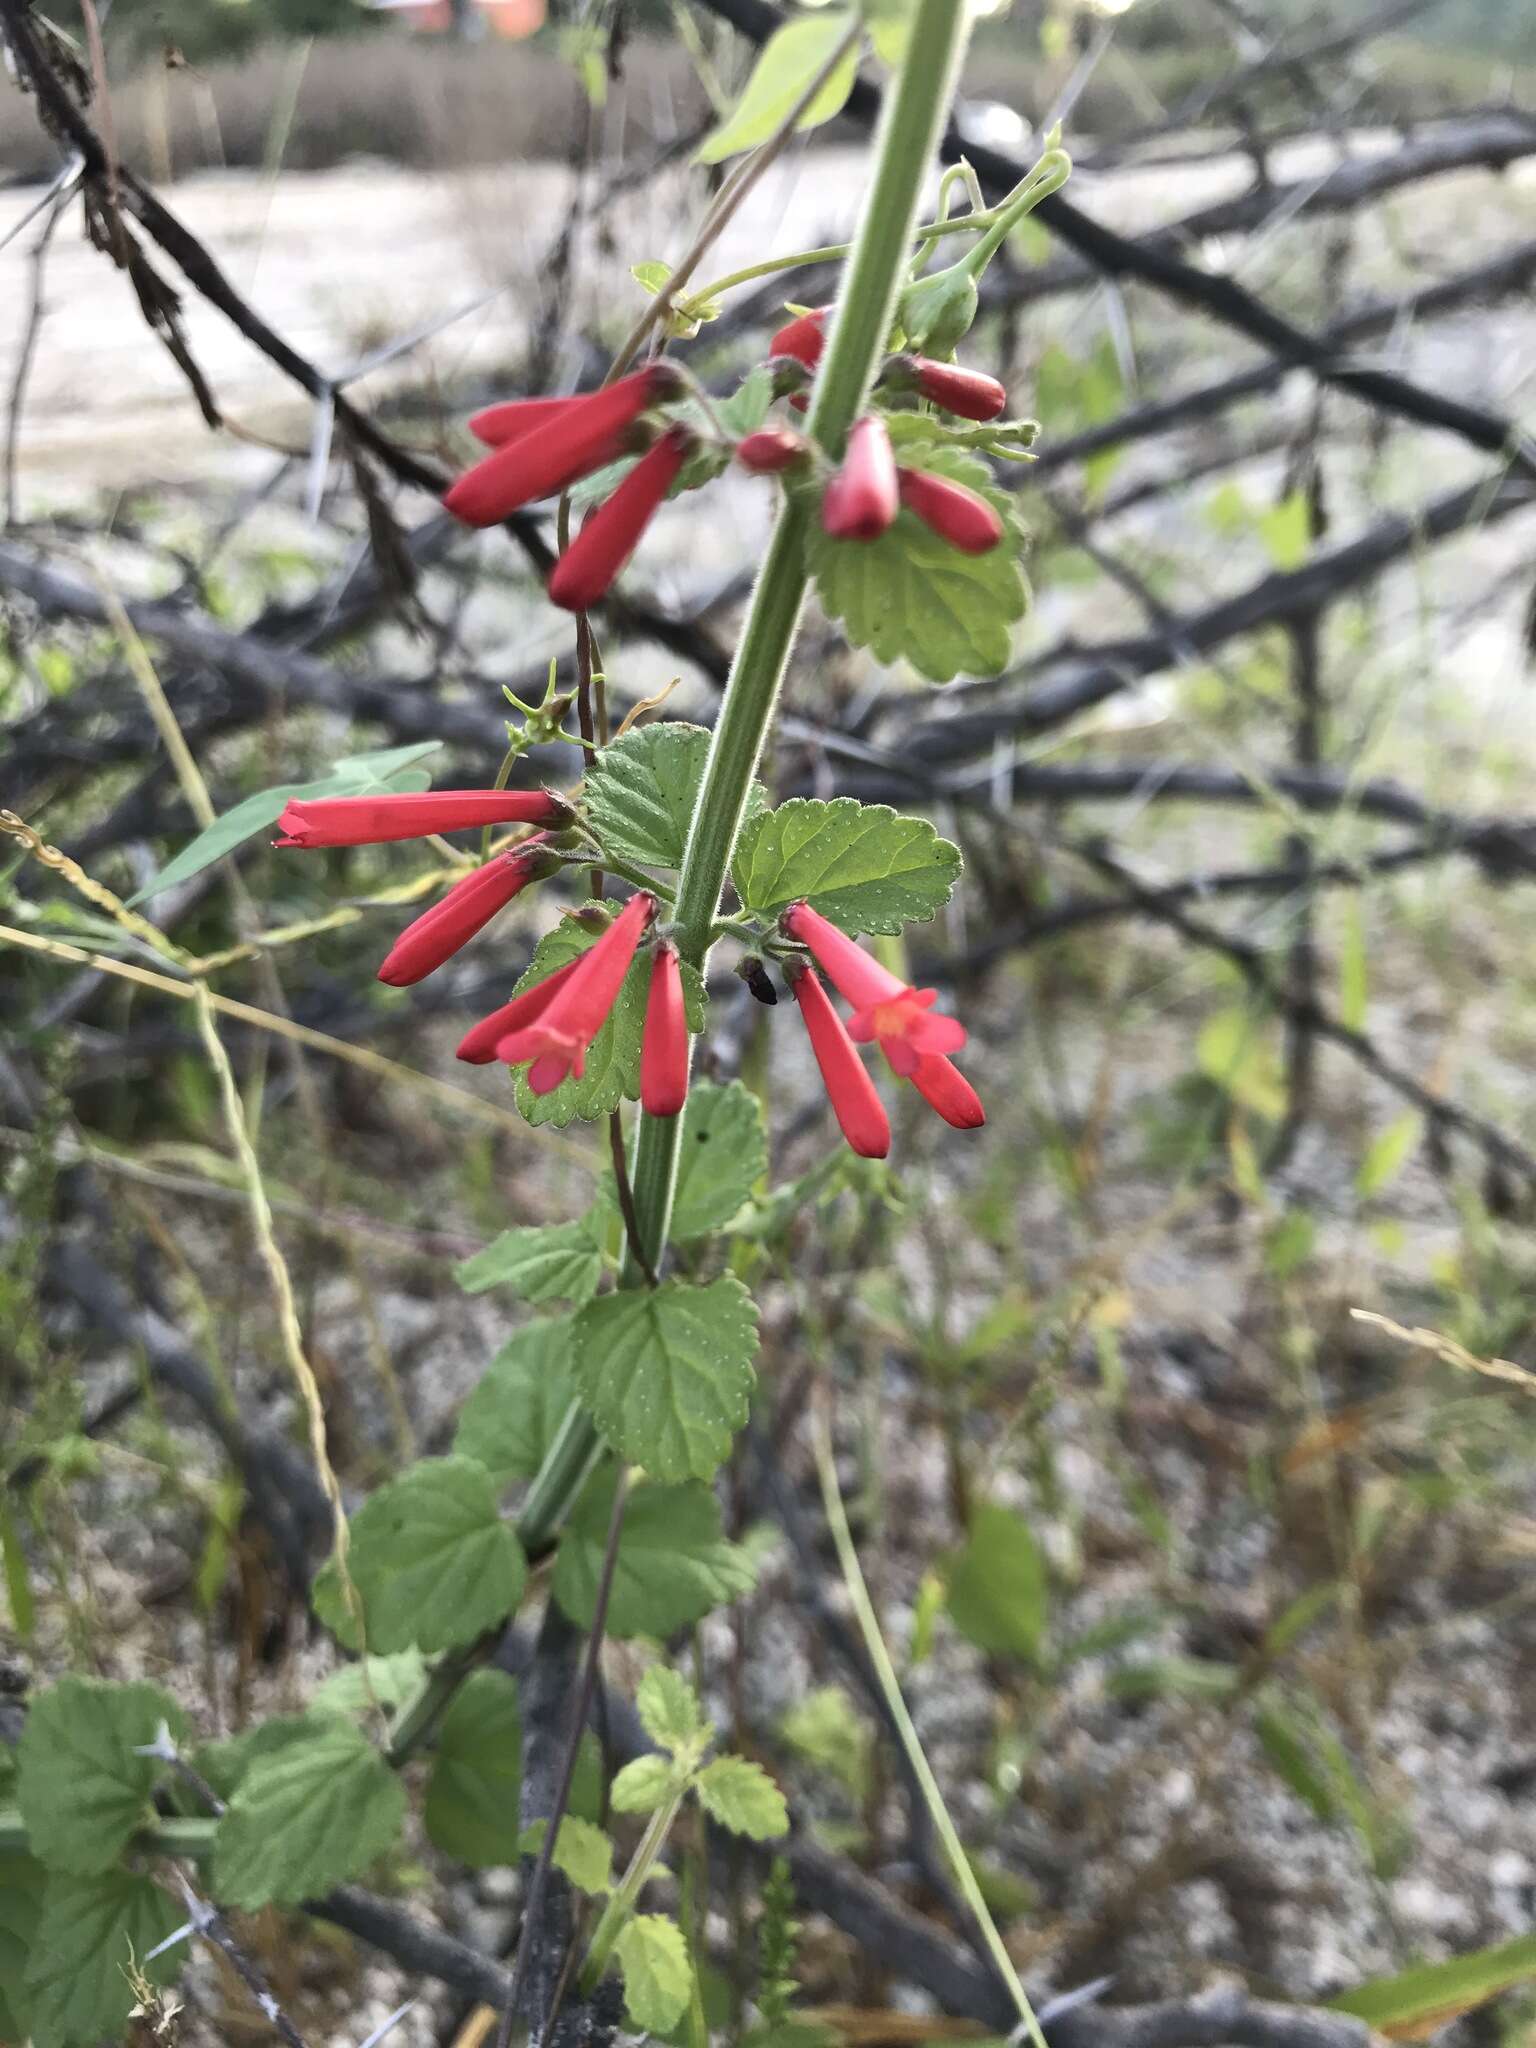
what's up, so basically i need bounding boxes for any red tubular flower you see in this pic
[782,900,965,1078]
[444,365,681,528]
[497,892,657,1094]
[640,942,689,1117]
[897,467,1004,555]
[275,788,568,848]
[789,965,890,1160]
[769,306,828,371]
[899,355,1008,422]
[735,426,807,475]
[910,1053,985,1129]
[377,836,557,988]
[547,426,692,613]
[821,416,898,542]
[468,394,585,449]
[455,957,583,1065]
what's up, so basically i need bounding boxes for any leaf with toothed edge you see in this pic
[732,797,961,936]
[569,1277,758,1483]
[805,439,1028,681]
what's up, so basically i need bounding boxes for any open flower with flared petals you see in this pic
[274,788,568,848]
[455,958,583,1065]
[789,964,890,1159]
[377,835,559,988]
[821,416,898,541]
[910,1053,985,1129]
[640,942,689,1117]
[548,426,692,613]
[496,893,657,1095]
[897,467,1003,554]
[781,900,965,1078]
[445,365,682,528]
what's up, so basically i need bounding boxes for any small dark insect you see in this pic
[741,958,778,1006]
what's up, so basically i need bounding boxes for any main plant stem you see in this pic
[518,0,972,1557]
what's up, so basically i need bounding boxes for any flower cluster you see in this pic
[440,319,1014,612]
[275,793,980,1148]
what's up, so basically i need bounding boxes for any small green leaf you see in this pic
[552,1472,758,1638]
[312,1649,431,1720]
[637,1666,706,1755]
[1330,1932,1536,2034]
[630,261,721,339]
[424,1670,522,1869]
[325,1457,527,1655]
[616,1913,693,2032]
[570,1276,758,1482]
[520,1815,614,1895]
[1339,900,1369,1032]
[670,1081,767,1241]
[128,743,440,904]
[715,365,776,441]
[695,1756,788,1840]
[456,1217,605,1303]
[780,1687,871,1802]
[0,1852,43,2040]
[1258,489,1312,571]
[454,1316,581,1482]
[211,1714,406,1908]
[17,1676,185,1874]
[805,441,1028,681]
[944,1501,1048,1663]
[26,1868,184,2048]
[1196,1005,1285,1120]
[611,1754,680,1815]
[506,906,706,1129]
[1356,1113,1422,1200]
[696,12,859,165]
[583,724,766,872]
[733,796,961,935]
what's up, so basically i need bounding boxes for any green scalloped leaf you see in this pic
[211,1714,406,1909]
[570,1277,758,1482]
[583,724,767,871]
[454,1315,581,1482]
[315,1456,526,1655]
[17,1677,186,1875]
[732,797,961,935]
[805,441,1028,681]
[424,1669,522,1869]
[670,1081,767,1241]
[25,1868,184,2048]
[553,1471,758,1637]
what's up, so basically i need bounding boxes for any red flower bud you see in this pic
[898,355,1008,422]
[377,835,557,987]
[467,394,587,449]
[769,306,828,371]
[456,957,584,1064]
[274,788,568,848]
[497,892,657,1094]
[735,426,808,475]
[640,942,689,1117]
[897,467,1004,555]
[547,425,692,613]
[444,365,681,528]
[910,1053,985,1129]
[783,901,965,1078]
[789,964,890,1160]
[821,416,898,542]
